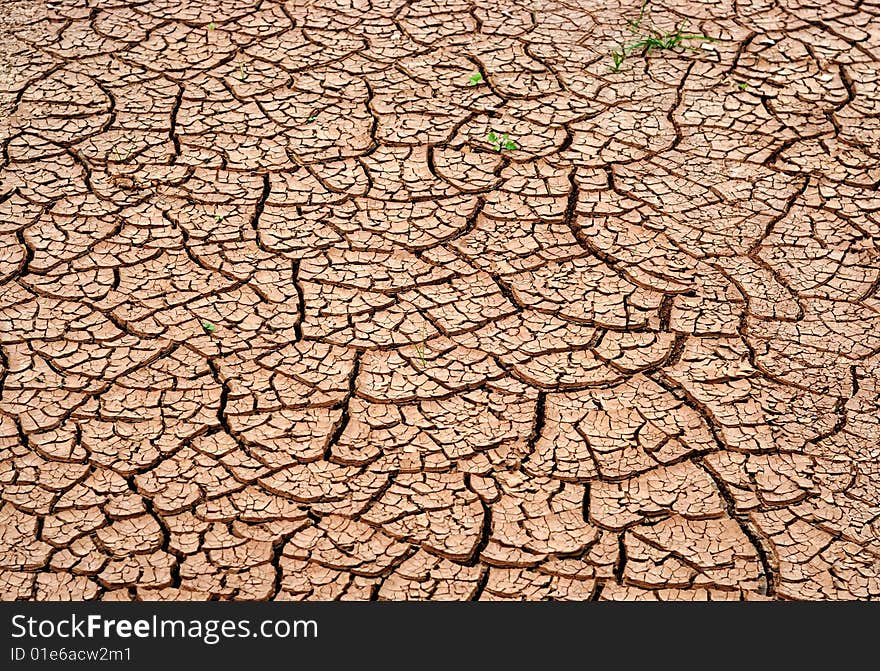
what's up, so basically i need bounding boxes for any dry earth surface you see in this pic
[1,0,879,602]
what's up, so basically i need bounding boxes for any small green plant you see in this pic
[212,214,225,223]
[202,321,216,333]
[609,2,717,73]
[468,72,483,86]
[112,143,132,162]
[238,63,248,81]
[208,22,216,30]
[738,81,749,90]
[610,25,716,71]
[307,115,317,122]
[414,328,428,368]
[625,0,649,32]
[488,131,517,152]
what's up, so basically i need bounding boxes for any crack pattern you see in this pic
[1,0,879,601]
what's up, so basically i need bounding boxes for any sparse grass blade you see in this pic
[487,131,517,152]
[610,16,719,71]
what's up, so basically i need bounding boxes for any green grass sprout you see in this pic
[609,2,718,72]
[488,131,517,152]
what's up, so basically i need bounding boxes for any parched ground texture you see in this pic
[0,0,879,602]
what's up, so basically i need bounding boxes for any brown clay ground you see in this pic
[0,0,879,602]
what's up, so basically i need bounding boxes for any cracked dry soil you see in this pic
[0,0,879,602]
